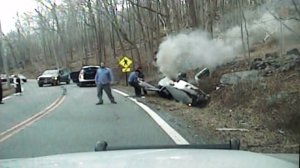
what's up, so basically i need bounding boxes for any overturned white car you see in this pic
[139,69,210,107]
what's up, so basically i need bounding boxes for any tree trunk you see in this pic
[188,0,198,27]
[51,3,67,67]
[237,0,247,59]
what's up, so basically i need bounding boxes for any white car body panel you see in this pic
[0,149,298,168]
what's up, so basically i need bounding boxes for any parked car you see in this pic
[0,74,8,83]
[77,66,99,87]
[37,69,70,87]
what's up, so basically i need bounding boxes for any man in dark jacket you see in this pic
[13,75,22,95]
[0,76,3,104]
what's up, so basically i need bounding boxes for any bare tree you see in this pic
[292,0,300,19]
[1,0,297,76]
[0,20,10,86]
[238,0,250,60]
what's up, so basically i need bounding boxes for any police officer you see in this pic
[0,76,3,104]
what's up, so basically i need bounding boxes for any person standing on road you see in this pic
[13,75,22,96]
[128,68,142,97]
[0,76,3,104]
[95,62,117,105]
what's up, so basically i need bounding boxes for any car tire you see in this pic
[77,82,83,87]
[39,84,43,87]
[56,79,60,86]
[66,80,70,84]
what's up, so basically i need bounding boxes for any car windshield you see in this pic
[43,70,58,75]
[0,0,299,165]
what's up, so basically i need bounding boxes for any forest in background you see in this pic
[0,0,299,74]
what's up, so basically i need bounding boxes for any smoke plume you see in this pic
[156,31,236,79]
[156,1,300,78]
[223,12,300,48]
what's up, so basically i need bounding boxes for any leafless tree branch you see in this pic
[292,0,300,19]
[266,8,300,39]
[126,0,166,18]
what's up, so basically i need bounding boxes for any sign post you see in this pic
[119,56,133,86]
[125,72,128,86]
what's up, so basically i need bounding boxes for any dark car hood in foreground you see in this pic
[0,149,298,168]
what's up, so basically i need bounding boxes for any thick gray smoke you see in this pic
[222,0,300,47]
[156,31,236,79]
[223,12,300,48]
[156,1,300,78]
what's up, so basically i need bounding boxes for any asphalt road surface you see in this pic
[0,81,175,159]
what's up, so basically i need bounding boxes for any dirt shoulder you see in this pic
[115,51,300,153]
[2,86,15,98]
[116,81,299,153]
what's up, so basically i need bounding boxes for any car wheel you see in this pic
[56,79,60,85]
[77,82,83,87]
[38,83,43,87]
[66,80,70,84]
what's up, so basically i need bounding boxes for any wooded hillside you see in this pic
[0,0,299,74]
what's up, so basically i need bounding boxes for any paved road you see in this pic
[0,81,61,133]
[0,81,174,159]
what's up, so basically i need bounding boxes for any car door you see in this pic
[70,71,80,83]
[59,70,68,82]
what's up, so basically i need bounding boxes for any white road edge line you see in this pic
[113,89,189,145]
[0,96,65,143]
[3,96,12,101]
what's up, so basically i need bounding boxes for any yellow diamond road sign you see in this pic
[119,56,133,68]
[122,67,131,72]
